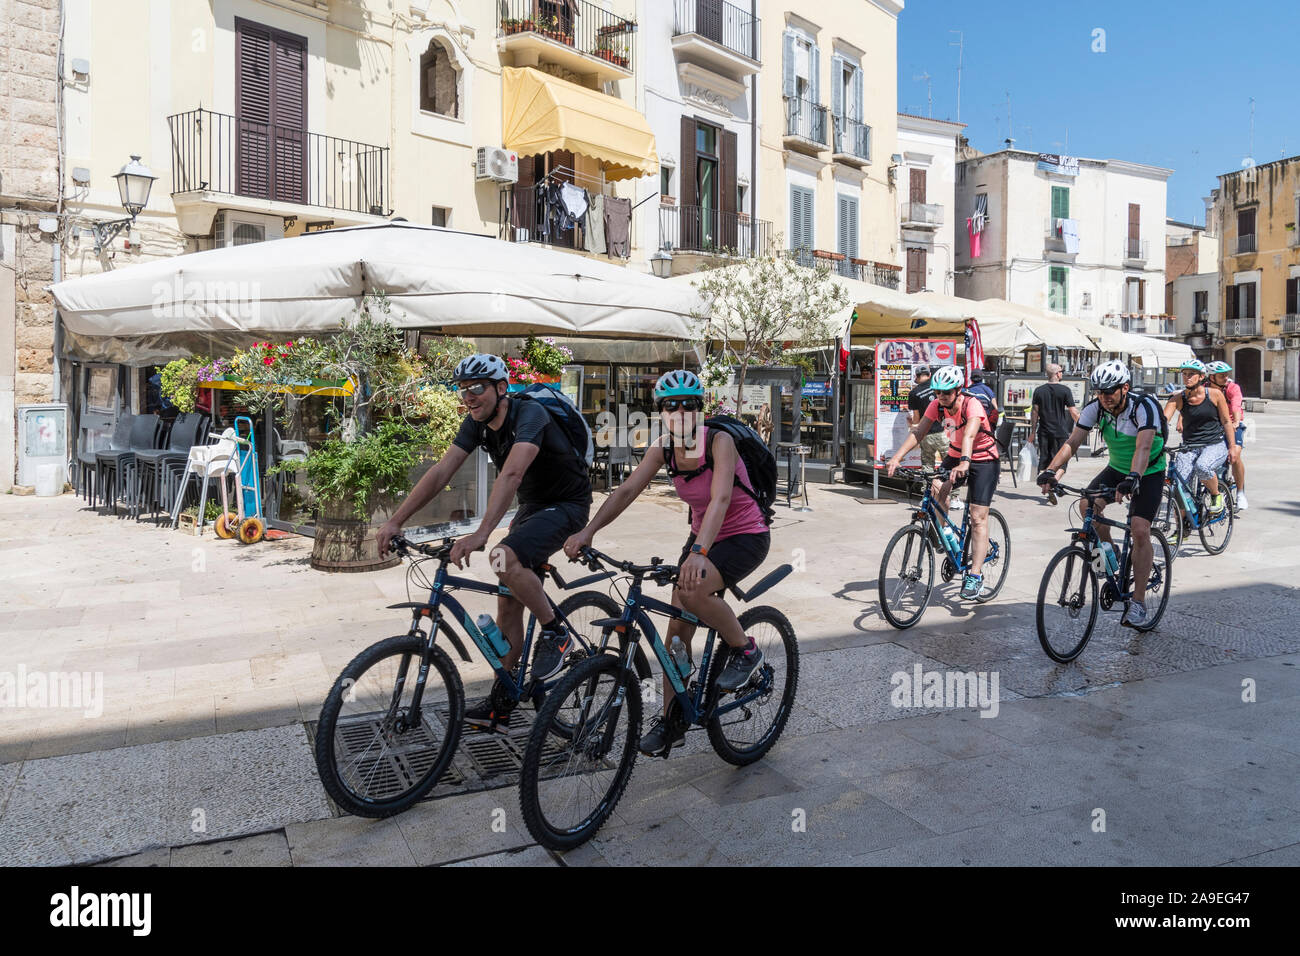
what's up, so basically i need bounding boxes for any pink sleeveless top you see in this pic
[669,426,769,539]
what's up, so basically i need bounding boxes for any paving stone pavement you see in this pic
[3,404,1299,866]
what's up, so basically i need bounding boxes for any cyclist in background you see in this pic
[887,364,1000,601]
[1207,360,1248,511]
[1164,359,1237,516]
[563,370,770,757]
[1037,360,1165,629]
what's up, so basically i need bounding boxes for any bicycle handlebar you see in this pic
[576,545,680,586]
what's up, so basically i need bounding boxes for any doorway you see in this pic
[1233,346,1262,397]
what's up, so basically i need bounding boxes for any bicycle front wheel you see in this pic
[1197,490,1234,555]
[878,524,936,629]
[707,605,799,766]
[967,507,1012,601]
[314,633,464,817]
[519,653,642,851]
[1154,486,1186,561]
[1036,546,1099,663]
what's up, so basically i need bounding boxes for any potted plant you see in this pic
[159,355,216,413]
[507,334,572,388]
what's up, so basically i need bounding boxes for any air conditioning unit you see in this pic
[1266,337,1284,351]
[1286,336,1300,349]
[211,210,284,248]
[476,146,519,184]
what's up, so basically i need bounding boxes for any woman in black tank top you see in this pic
[1166,365,1237,511]
[1179,388,1222,446]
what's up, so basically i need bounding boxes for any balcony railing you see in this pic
[1121,315,1173,337]
[497,0,637,74]
[901,202,943,227]
[1289,229,1300,248]
[1283,315,1300,333]
[501,179,627,255]
[168,108,390,216]
[1223,318,1259,337]
[1125,238,1149,261]
[660,204,770,258]
[1234,234,1256,255]
[672,0,759,61]
[791,248,900,288]
[832,116,871,162]
[784,96,828,146]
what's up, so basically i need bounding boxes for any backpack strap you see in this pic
[957,395,994,438]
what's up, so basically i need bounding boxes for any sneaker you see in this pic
[464,681,515,734]
[1235,490,1249,512]
[960,573,986,601]
[1208,494,1226,515]
[639,714,686,757]
[531,625,572,682]
[949,498,964,511]
[715,637,764,691]
[1121,600,1149,629]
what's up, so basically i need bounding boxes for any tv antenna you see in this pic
[913,71,933,117]
[949,31,963,123]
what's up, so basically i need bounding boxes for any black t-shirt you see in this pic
[1032,382,1077,440]
[452,396,591,509]
[908,382,942,435]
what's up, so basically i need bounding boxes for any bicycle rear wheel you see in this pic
[314,633,464,817]
[1129,528,1173,631]
[878,525,935,629]
[520,653,642,851]
[1036,545,1099,663]
[1197,490,1234,555]
[707,605,799,766]
[1154,485,1186,560]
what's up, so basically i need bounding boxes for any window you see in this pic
[419,39,459,117]
[783,31,819,106]
[790,185,814,260]
[1194,289,1208,320]
[696,122,719,248]
[737,183,747,215]
[1049,266,1068,314]
[906,248,927,293]
[1050,186,1070,221]
[660,166,673,198]
[431,206,449,227]
[1237,207,1256,239]
[1125,277,1145,313]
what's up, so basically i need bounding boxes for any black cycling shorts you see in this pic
[1085,466,1163,524]
[940,455,999,507]
[678,531,770,595]
[498,501,589,571]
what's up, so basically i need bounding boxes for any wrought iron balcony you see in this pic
[660,203,770,258]
[168,108,390,217]
[497,0,636,80]
[832,116,871,164]
[672,0,760,66]
[783,96,828,151]
[1234,234,1256,255]
[1125,238,1148,261]
[1223,318,1259,337]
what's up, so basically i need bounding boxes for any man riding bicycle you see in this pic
[1164,359,1238,518]
[376,353,592,733]
[886,364,1000,601]
[563,369,770,757]
[1206,360,1247,511]
[1037,360,1166,629]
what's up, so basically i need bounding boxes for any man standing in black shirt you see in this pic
[377,353,592,731]
[907,366,947,467]
[1029,363,1078,478]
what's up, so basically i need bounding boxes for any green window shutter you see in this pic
[1051,186,1070,221]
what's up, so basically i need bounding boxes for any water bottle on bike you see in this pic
[476,613,512,657]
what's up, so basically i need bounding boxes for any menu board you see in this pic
[875,338,959,466]
[1001,376,1087,414]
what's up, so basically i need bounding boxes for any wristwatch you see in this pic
[959,455,971,462]
[690,543,709,557]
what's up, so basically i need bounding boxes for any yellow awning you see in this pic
[502,66,658,182]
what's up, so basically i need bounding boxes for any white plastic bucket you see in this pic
[35,463,65,497]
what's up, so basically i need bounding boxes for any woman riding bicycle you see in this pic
[563,369,769,757]
[885,364,1000,601]
[1164,359,1237,516]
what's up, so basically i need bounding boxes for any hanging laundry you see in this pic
[603,196,632,258]
[1060,218,1080,254]
[971,193,988,234]
[967,217,982,258]
[559,182,588,228]
[584,193,607,254]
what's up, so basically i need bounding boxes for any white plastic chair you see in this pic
[169,429,240,532]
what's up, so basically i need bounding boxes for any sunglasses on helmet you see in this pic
[658,398,702,412]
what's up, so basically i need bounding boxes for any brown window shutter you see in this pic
[1287,277,1298,315]
[909,168,926,205]
[1128,203,1140,241]
[680,116,697,207]
[236,19,273,200]
[1226,284,1237,320]
[719,129,737,249]
[1138,279,1145,313]
[272,31,307,204]
[906,248,924,292]
[1245,281,1256,318]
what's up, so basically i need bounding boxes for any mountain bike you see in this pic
[313,533,651,818]
[517,546,798,851]
[1036,481,1173,663]
[1154,443,1235,558]
[877,467,1011,629]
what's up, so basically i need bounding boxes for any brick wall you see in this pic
[1163,243,1199,314]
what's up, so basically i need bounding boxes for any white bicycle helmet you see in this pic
[1090,360,1130,391]
[1206,360,1232,375]
[929,365,965,392]
[452,353,509,383]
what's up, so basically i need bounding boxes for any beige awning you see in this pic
[502,66,658,182]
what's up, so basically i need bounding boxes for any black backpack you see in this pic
[504,386,594,470]
[1127,389,1170,447]
[665,416,777,525]
[961,387,1000,431]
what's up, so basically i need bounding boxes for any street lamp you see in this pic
[92,155,157,252]
[649,248,673,279]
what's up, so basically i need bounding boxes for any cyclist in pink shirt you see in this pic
[1207,361,1248,511]
[564,369,770,757]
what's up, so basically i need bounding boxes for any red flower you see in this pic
[263,356,274,365]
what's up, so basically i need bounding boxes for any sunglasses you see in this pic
[932,388,958,397]
[458,382,493,397]
[1095,385,1124,397]
[658,399,702,412]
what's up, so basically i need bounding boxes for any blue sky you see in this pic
[896,0,1297,226]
